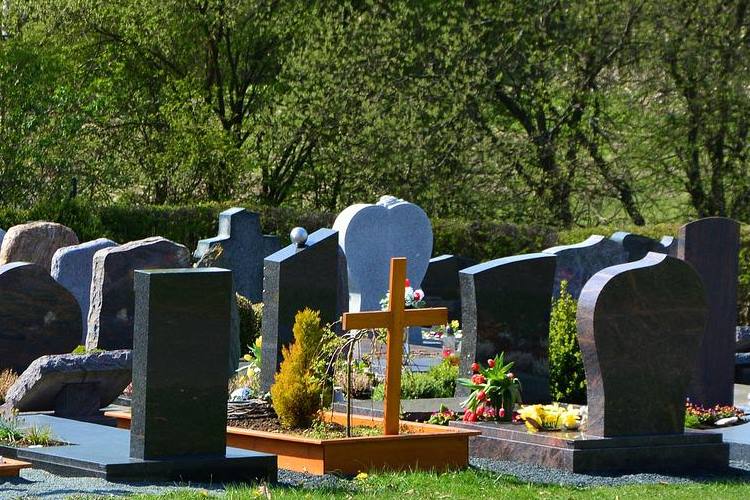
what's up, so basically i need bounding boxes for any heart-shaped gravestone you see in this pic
[333,195,432,312]
[577,252,707,437]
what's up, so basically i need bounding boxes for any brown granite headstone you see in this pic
[0,221,79,272]
[0,262,81,374]
[577,252,707,437]
[86,237,191,351]
[678,217,740,407]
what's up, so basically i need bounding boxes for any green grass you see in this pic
[114,467,750,499]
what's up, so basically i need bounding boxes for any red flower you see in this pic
[498,407,506,418]
[471,362,480,373]
[477,390,487,401]
[487,358,496,368]
[471,374,487,385]
[476,405,485,417]
[404,278,411,287]
[463,410,477,422]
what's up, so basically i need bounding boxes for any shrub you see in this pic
[237,294,263,355]
[0,369,18,404]
[372,359,458,401]
[548,281,586,404]
[270,309,326,428]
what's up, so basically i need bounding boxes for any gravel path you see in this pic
[2,459,750,499]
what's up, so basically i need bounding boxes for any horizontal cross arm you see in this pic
[403,307,448,328]
[342,310,392,331]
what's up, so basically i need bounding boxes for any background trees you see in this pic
[0,0,748,227]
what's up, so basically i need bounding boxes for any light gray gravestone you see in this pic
[0,221,79,271]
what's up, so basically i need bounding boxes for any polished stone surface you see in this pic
[451,420,728,473]
[679,217,740,407]
[131,268,232,460]
[0,262,81,374]
[577,252,707,437]
[51,238,118,343]
[0,221,79,271]
[422,255,477,321]
[260,229,340,391]
[610,231,671,262]
[194,207,281,302]
[0,415,276,482]
[86,237,191,351]
[543,235,627,299]
[2,350,131,416]
[333,195,432,313]
[457,253,556,402]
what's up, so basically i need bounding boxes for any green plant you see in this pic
[24,425,54,446]
[372,359,458,401]
[549,281,586,404]
[270,309,326,429]
[458,354,522,422]
[0,369,19,404]
[427,404,459,425]
[237,294,263,355]
[0,415,24,443]
[70,345,105,355]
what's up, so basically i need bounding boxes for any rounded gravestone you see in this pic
[0,262,82,374]
[0,221,79,272]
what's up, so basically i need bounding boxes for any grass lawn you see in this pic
[118,468,750,499]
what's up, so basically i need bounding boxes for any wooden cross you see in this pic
[342,257,448,435]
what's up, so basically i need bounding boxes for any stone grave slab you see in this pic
[0,221,79,271]
[0,262,81,374]
[86,237,191,351]
[51,238,118,343]
[2,350,131,419]
[610,231,669,262]
[333,195,432,314]
[194,207,281,302]
[260,228,339,391]
[543,235,627,299]
[679,217,740,407]
[457,253,556,402]
[451,252,728,473]
[422,254,477,321]
[0,414,276,482]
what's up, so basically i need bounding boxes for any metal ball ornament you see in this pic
[290,227,308,247]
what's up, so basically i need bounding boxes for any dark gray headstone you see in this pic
[422,255,477,321]
[260,229,340,392]
[577,252,707,437]
[2,350,131,417]
[679,217,740,407]
[131,268,232,460]
[543,235,627,299]
[51,238,118,344]
[0,262,81,374]
[610,231,670,262]
[660,236,679,257]
[457,253,556,402]
[194,208,281,302]
[86,237,191,351]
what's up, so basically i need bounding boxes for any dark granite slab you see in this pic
[1,415,276,482]
[695,422,750,462]
[451,420,728,473]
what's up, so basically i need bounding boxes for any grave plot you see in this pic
[108,258,478,475]
[451,252,729,473]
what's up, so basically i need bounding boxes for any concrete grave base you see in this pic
[451,420,729,474]
[0,415,276,482]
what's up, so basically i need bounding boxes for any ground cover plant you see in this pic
[0,415,56,446]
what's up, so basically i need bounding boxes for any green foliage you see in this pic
[372,359,458,401]
[549,281,587,404]
[236,294,263,355]
[270,309,326,429]
[70,345,104,355]
[24,425,55,446]
[0,416,24,443]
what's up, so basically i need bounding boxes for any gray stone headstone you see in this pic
[422,255,477,321]
[86,237,191,351]
[194,208,281,302]
[130,268,232,460]
[0,262,81,374]
[0,228,6,248]
[543,235,627,299]
[2,350,131,417]
[457,253,557,402]
[260,229,340,392]
[610,231,670,262]
[0,221,79,271]
[51,238,118,344]
[333,195,432,313]
[678,217,740,407]
[578,252,707,437]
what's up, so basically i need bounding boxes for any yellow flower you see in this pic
[562,412,579,430]
[255,337,262,348]
[355,472,369,481]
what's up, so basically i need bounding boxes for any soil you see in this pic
[227,415,408,439]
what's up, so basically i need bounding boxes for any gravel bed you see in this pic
[2,459,750,498]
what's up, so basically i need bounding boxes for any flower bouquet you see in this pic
[458,353,522,422]
[517,403,582,433]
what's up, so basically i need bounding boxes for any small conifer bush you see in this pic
[549,281,586,404]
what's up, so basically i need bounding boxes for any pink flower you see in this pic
[413,289,424,301]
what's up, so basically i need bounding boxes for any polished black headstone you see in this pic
[577,253,707,437]
[679,217,740,407]
[457,253,556,402]
[260,229,340,392]
[131,268,232,460]
[422,255,477,321]
[610,231,670,262]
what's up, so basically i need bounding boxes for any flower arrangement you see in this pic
[427,404,460,425]
[379,278,425,310]
[685,402,746,428]
[517,403,582,433]
[458,353,522,422]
